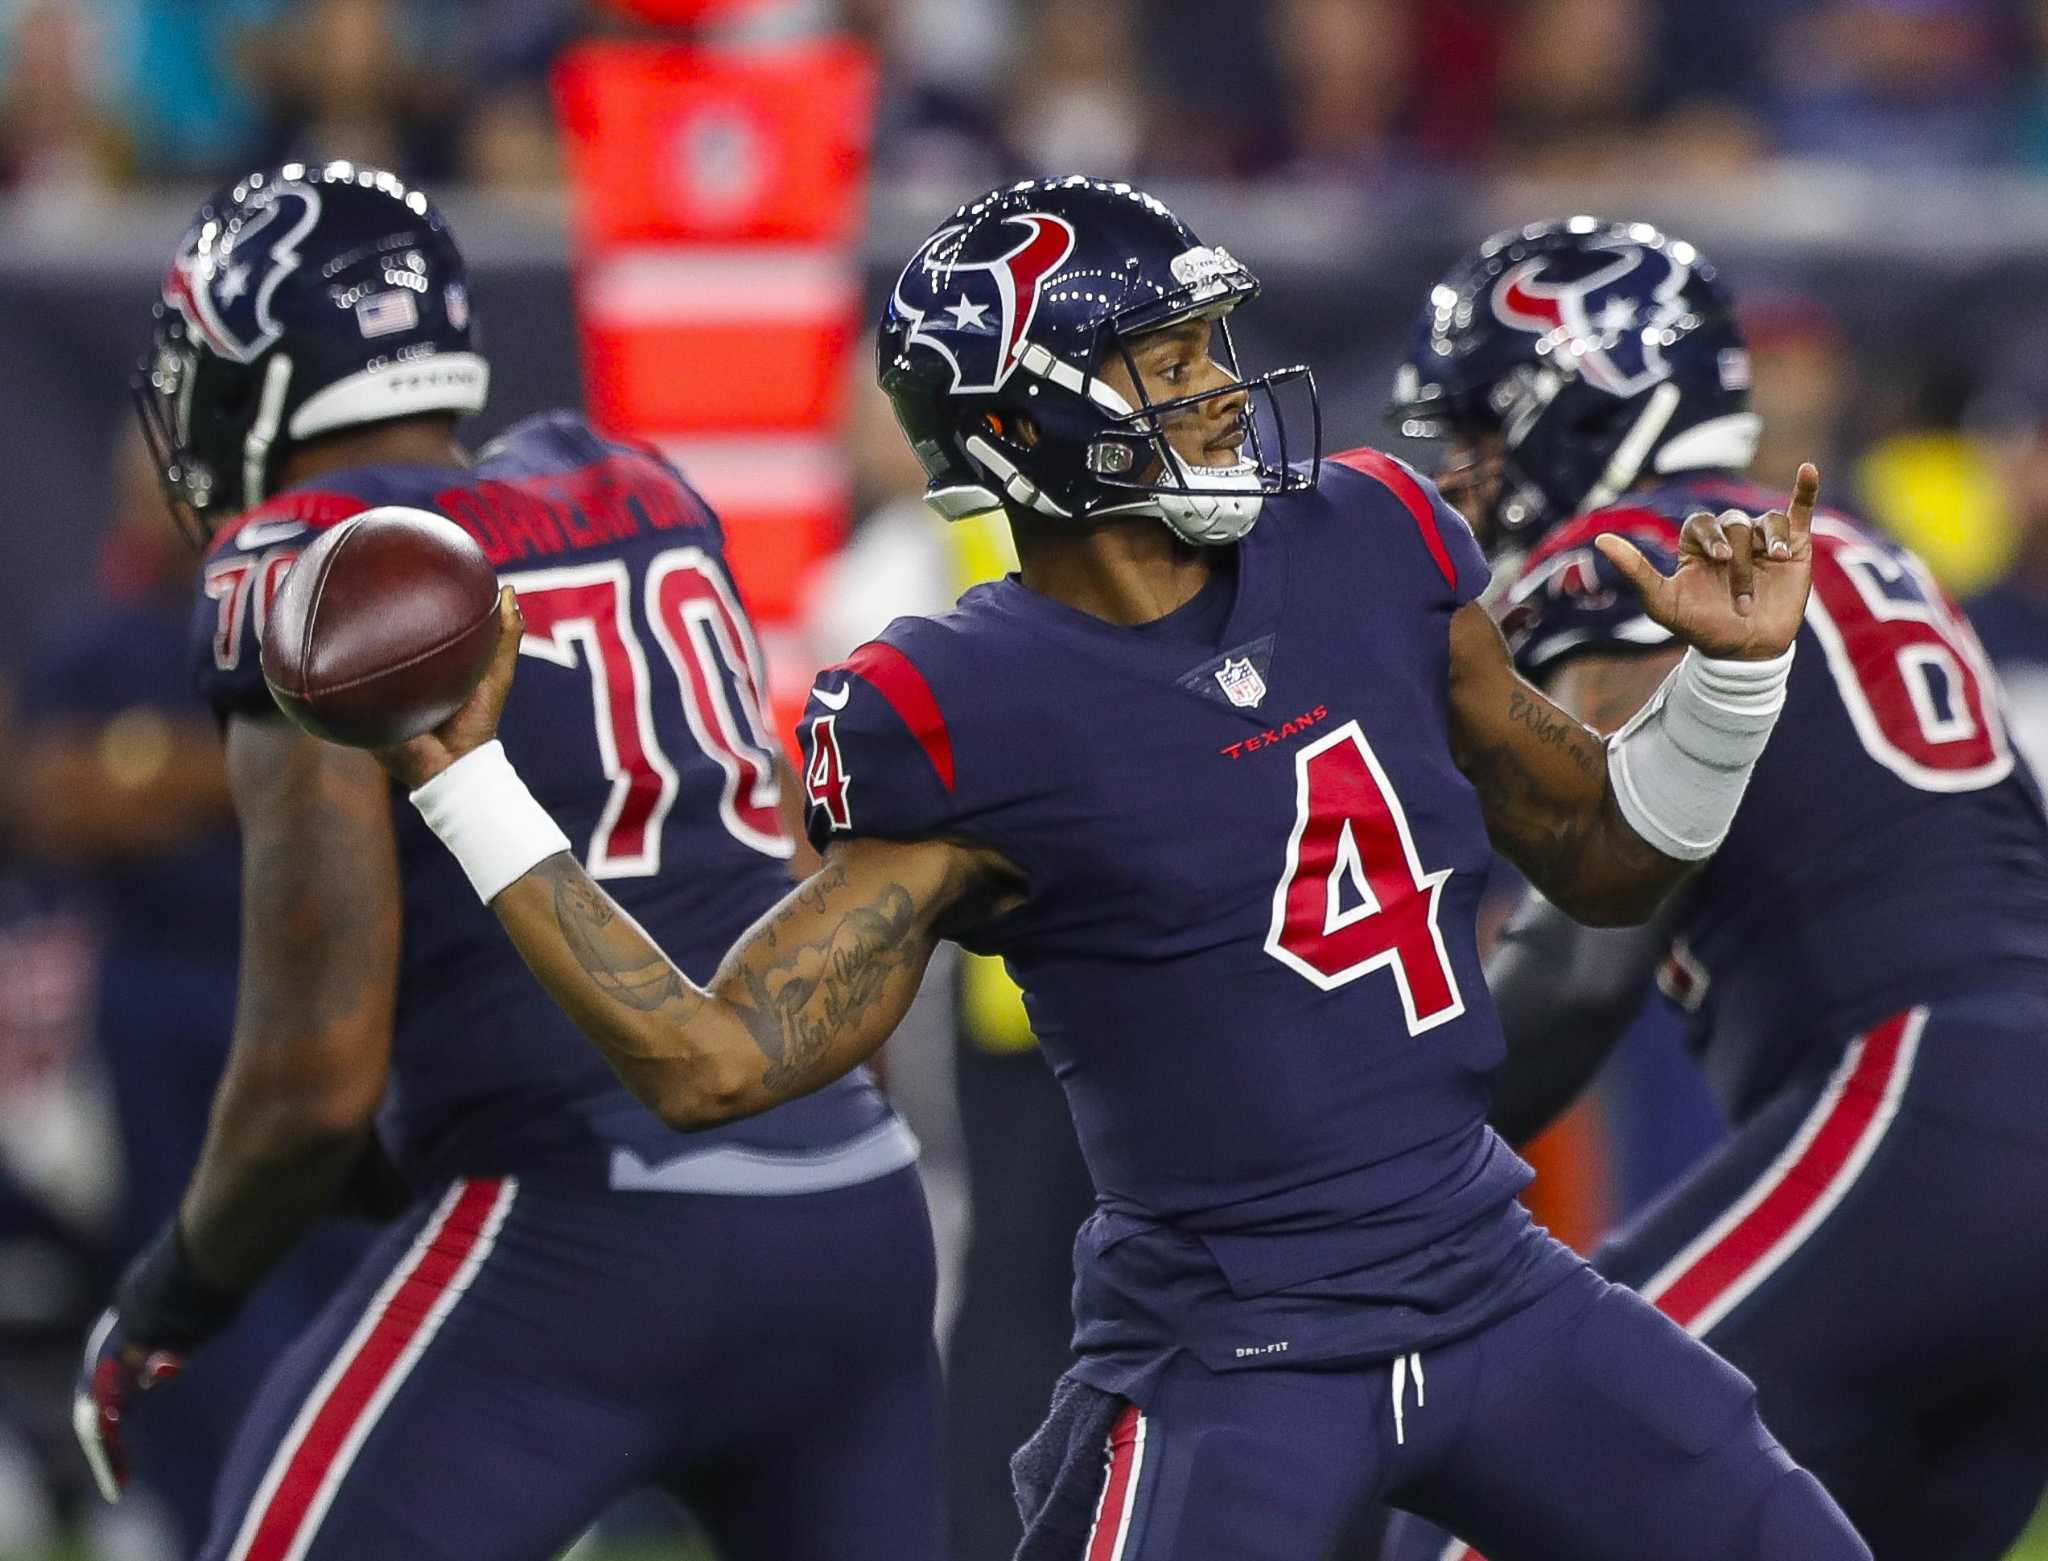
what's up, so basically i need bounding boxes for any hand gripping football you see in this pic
[261,506,502,748]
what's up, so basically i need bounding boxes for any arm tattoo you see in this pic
[1451,605,1684,923]
[1505,687,1601,775]
[735,883,919,1092]
[528,850,933,1098]
[183,726,401,1292]
[542,860,694,1012]
[1463,689,1668,915]
[1457,736,1595,889]
[238,760,393,1036]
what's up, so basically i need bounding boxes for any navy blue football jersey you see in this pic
[193,411,901,1188]
[801,450,1580,1392]
[1503,474,2048,1118]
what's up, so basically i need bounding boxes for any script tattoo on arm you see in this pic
[1506,685,1602,774]
[499,836,995,1124]
[1448,602,1688,925]
[733,878,919,1092]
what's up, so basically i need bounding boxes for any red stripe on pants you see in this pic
[1649,1012,1911,1330]
[1087,1404,1143,1561]
[235,1178,508,1561]
[1439,1013,1917,1561]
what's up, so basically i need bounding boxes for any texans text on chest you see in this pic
[1219,704,1331,760]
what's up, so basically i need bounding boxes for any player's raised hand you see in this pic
[1595,464,1818,661]
[375,587,524,790]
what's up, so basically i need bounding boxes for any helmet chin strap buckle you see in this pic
[1084,439,1141,476]
[1140,450,1265,546]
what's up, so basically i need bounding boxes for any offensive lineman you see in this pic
[1382,220,2048,1561]
[74,164,943,1561]
[368,179,1867,1559]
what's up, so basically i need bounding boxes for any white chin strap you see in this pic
[242,353,296,509]
[1099,450,1266,545]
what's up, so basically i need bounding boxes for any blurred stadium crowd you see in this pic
[9,0,2048,192]
[4,2,2048,1559]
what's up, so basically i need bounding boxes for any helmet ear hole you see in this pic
[982,411,1042,449]
[1573,395,1633,439]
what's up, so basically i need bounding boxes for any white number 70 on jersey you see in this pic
[504,546,792,878]
[1265,719,1466,1035]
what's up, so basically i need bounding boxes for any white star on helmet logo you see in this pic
[1594,296,1638,334]
[216,263,252,303]
[945,294,989,330]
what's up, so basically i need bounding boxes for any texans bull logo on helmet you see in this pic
[137,163,489,540]
[893,213,1077,395]
[163,182,325,366]
[1488,241,1691,400]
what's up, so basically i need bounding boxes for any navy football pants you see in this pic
[1017,1255,1864,1561]
[1388,996,2048,1561]
[196,1167,943,1561]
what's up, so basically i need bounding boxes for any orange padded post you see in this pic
[553,38,875,638]
[597,0,778,24]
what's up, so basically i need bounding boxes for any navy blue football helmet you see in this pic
[1388,218,1757,554]
[136,162,489,543]
[878,176,1319,545]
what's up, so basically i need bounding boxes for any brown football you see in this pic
[261,506,501,748]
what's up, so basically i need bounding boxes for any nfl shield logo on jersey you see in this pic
[1216,656,1267,708]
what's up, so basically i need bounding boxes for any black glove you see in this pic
[333,1134,415,1224]
[73,1221,244,1501]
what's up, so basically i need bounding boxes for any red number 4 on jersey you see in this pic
[806,714,853,829]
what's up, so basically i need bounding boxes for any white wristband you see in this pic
[408,740,572,903]
[1606,645,1795,861]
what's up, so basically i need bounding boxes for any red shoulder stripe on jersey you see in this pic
[842,640,956,792]
[205,490,368,560]
[1525,504,1683,573]
[1330,447,1456,589]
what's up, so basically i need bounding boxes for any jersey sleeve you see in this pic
[798,630,961,855]
[1326,447,1491,605]
[1498,505,1681,680]
[187,489,369,720]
